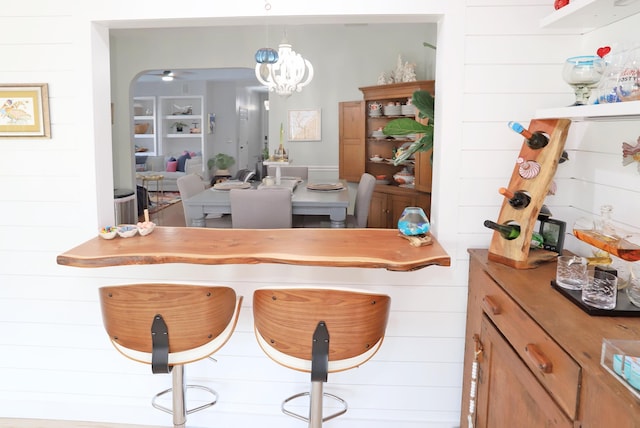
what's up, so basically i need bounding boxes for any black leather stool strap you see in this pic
[151,314,171,374]
[311,321,329,382]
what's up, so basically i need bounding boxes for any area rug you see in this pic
[145,191,181,215]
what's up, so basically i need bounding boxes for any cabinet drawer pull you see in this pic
[525,343,553,373]
[482,295,501,315]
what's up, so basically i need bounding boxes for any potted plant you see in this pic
[171,121,189,133]
[208,153,235,176]
[383,90,435,165]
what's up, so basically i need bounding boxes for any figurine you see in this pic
[377,72,390,85]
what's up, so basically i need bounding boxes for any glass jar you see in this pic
[626,263,640,307]
[398,207,430,236]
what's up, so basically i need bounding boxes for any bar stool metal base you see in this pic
[282,381,348,428]
[151,365,218,428]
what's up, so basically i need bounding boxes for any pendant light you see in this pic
[255,37,314,98]
[253,2,313,98]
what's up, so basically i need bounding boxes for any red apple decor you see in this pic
[554,0,570,9]
[597,46,612,58]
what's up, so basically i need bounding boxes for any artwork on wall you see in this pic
[288,109,321,141]
[208,113,216,134]
[0,83,51,138]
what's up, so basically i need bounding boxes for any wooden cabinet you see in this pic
[338,101,366,182]
[476,316,573,427]
[368,185,430,228]
[339,80,434,228]
[462,249,640,428]
[359,80,435,192]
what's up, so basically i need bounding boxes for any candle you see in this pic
[144,208,149,222]
[280,122,284,145]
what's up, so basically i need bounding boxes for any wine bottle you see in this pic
[498,187,531,209]
[277,122,288,160]
[484,220,520,240]
[508,121,549,149]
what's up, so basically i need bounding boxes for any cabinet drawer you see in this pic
[477,269,580,419]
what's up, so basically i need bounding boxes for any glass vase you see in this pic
[398,207,430,236]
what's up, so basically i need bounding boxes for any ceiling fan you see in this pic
[144,70,193,82]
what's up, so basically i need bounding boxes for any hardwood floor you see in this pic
[141,200,185,227]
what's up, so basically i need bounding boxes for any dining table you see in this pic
[183,179,350,228]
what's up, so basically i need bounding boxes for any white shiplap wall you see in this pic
[2,1,639,427]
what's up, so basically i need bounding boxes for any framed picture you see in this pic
[288,109,321,141]
[0,83,51,138]
[208,113,216,134]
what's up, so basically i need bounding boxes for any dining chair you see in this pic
[230,188,292,228]
[267,165,308,180]
[177,174,232,228]
[300,172,376,228]
[233,168,256,182]
[99,283,243,428]
[253,287,391,428]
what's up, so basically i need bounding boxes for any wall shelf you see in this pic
[540,0,640,32]
[158,96,204,159]
[133,97,157,155]
[166,133,202,138]
[536,100,640,121]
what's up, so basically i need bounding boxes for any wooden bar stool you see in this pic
[99,283,242,428]
[253,287,391,428]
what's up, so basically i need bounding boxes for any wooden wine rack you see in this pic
[488,118,571,269]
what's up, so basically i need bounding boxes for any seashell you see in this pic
[622,136,640,167]
[517,157,541,179]
[547,180,557,196]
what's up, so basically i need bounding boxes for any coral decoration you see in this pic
[554,0,570,10]
[597,46,611,58]
[622,137,640,172]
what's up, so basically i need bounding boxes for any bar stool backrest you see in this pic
[253,287,390,373]
[99,283,241,366]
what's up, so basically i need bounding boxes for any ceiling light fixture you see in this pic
[161,70,174,82]
[255,37,314,98]
[254,1,278,68]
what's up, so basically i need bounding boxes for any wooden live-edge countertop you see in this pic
[57,227,450,271]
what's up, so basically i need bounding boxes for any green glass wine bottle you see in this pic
[508,121,549,149]
[484,220,520,240]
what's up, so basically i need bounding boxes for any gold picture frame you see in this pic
[288,109,321,141]
[0,83,51,138]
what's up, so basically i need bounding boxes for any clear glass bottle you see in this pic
[596,205,617,237]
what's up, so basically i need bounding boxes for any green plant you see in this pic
[208,153,235,170]
[171,121,189,131]
[383,90,435,165]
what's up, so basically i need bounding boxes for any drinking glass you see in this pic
[582,269,618,310]
[562,56,605,105]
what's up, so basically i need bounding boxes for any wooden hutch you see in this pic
[338,80,435,228]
